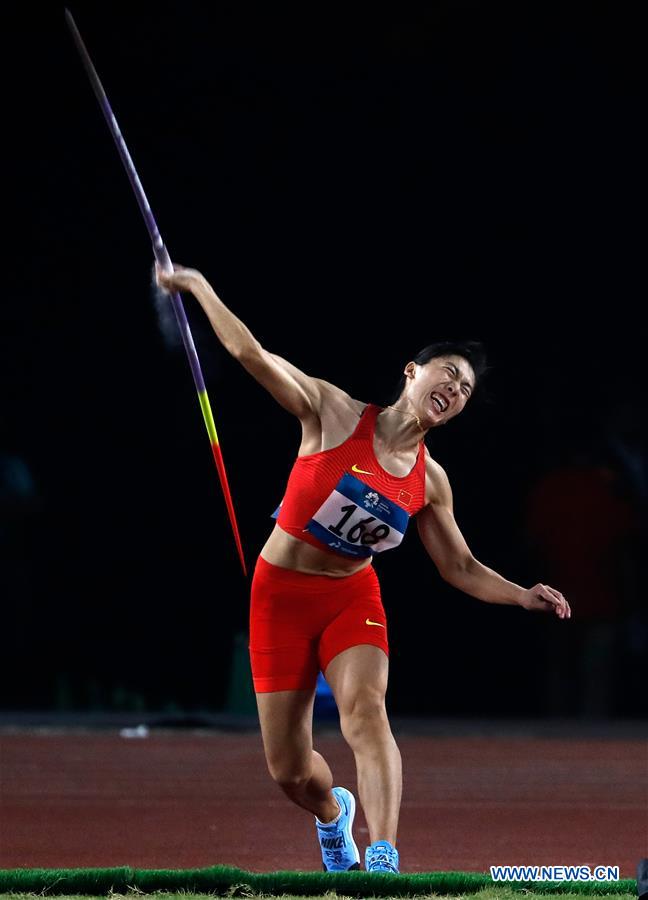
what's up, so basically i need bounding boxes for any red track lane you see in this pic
[0,731,645,876]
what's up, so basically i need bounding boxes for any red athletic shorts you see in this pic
[249,555,389,693]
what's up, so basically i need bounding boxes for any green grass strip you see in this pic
[0,895,639,900]
[0,867,637,897]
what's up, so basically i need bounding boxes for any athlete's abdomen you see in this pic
[260,523,373,577]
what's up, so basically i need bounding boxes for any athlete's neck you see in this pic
[376,405,426,453]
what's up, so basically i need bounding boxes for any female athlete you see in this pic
[156,263,571,874]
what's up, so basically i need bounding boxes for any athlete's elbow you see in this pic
[233,338,265,365]
[438,553,476,586]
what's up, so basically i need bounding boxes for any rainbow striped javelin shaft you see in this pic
[65,10,247,575]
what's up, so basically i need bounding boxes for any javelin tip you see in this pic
[64,10,83,45]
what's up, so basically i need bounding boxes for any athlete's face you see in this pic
[405,354,476,427]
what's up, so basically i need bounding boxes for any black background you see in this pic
[2,1,645,717]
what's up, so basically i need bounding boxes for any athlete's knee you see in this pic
[272,770,312,794]
[338,688,389,743]
[266,756,312,791]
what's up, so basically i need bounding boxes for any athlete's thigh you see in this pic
[249,556,325,693]
[256,688,317,772]
[323,645,389,716]
[317,565,389,678]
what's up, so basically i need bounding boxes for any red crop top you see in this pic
[273,404,427,559]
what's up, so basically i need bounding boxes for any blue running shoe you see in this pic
[315,786,360,871]
[365,840,400,874]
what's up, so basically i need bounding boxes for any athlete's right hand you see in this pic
[155,262,205,294]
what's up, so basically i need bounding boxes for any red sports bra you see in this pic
[273,404,427,559]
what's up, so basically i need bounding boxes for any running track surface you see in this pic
[1,726,646,876]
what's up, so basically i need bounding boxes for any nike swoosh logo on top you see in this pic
[365,619,385,628]
[352,464,375,476]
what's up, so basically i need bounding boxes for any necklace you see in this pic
[384,405,423,432]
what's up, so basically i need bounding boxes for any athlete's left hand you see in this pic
[520,584,571,619]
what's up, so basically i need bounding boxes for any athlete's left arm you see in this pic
[416,457,571,619]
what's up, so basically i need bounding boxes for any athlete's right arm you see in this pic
[156,264,321,418]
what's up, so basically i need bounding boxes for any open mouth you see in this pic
[430,392,449,413]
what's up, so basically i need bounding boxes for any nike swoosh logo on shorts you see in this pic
[352,464,375,475]
[365,618,385,628]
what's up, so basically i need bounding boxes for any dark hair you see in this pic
[389,340,489,404]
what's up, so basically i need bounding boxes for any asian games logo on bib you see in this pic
[364,491,380,508]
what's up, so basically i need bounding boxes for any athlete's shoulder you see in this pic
[423,449,452,507]
[315,379,366,416]
[313,377,355,399]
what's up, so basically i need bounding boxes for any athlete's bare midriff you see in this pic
[260,524,373,577]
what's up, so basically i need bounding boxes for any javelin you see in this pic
[65,10,247,576]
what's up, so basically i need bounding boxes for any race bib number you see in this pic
[305,473,410,558]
